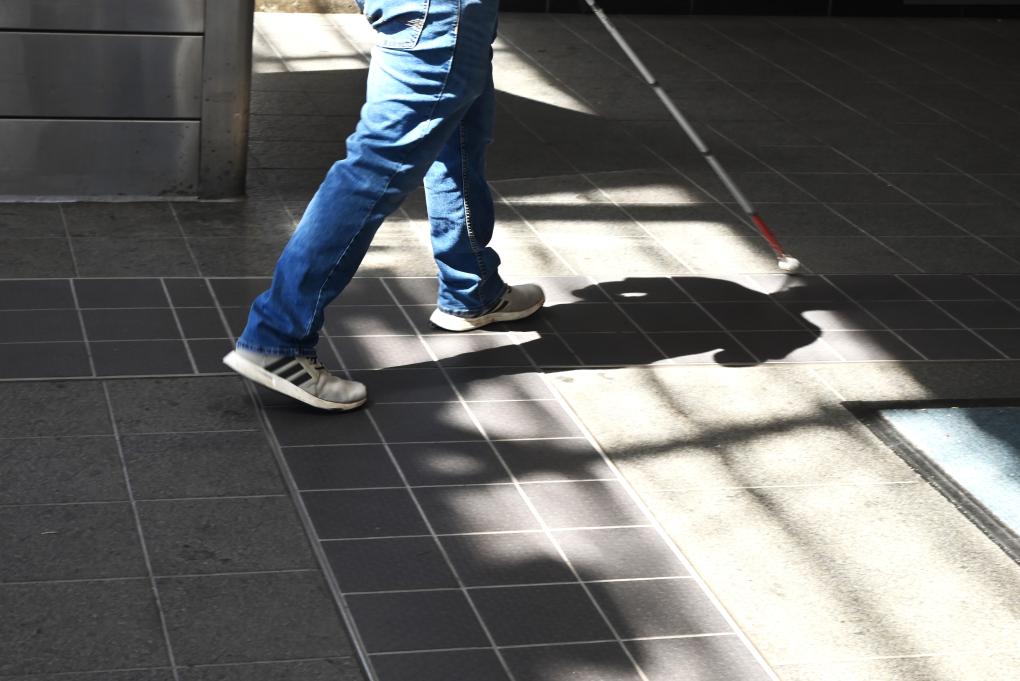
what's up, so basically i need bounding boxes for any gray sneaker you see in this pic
[429,284,545,332]
[223,348,367,411]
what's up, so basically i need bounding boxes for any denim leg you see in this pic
[237,0,500,356]
[424,61,506,316]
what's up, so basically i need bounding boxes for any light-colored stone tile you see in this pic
[808,361,1020,402]
[777,653,1020,681]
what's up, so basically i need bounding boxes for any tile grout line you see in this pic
[338,575,695,597]
[159,278,201,374]
[316,524,655,543]
[98,381,183,681]
[379,279,658,681]
[165,202,206,279]
[3,568,319,588]
[65,279,98,378]
[204,279,383,681]
[320,325,521,680]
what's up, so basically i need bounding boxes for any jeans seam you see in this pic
[304,1,463,339]
[460,123,488,283]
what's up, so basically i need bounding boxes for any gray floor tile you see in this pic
[975,329,1020,358]
[284,444,401,489]
[122,431,282,499]
[517,333,583,367]
[820,330,923,361]
[650,331,755,365]
[0,238,76,278]
[414,485,540,534]
[0,279,74,310]
[899,274,996,300]
[107,377,258,433]
[324,305,414,336]
[91,340,194,376]
[832,203,964,237]
[0,381,110,437]
[176,308,230,338]
[780,303,882,331]
[523,481,647,529]
[164,278,215,307]
[0,503,145,582]
[514,203,651,238]
[425,335,532,368]
[348,368,456,404]
[0,436,124,505]
[826,274,923,300]
[178,658,363,681]
[0,342,92,379]
[753,146,862,173]
[83,309,182,341]
[784,174,905,203]
[470,584,614,646]
[347,590,490,653]
[446,367,553,402]
[897,329,1005,360]
[158,571,352,664]
[439,531,574,587]
[139,496,314,575]
[590,579,730,638]
[562,333,666,366]
[975,274,1020,299]
[673,275,760,303]
[494,438,613,482]
[860,300,962,329]
[931,203,1020,237]
[790,236,919,273]
[73,238,198,277]
[502,642,643,681]
[325,536,457,592]
[333,336,434,370]
[734,330,842,363]
[189,339,235,373]
[74,279,169,308]
[370,402,483,443]
[596,276,690,303]
[390,442,510,486]
[744,204,860,238]
[63,203,180,239]
[627,635,772,681]
[190,237,289,277]
[0,310,82,342]
[302,489,427,539]
[371,650,509,681]
[882,173,1008,203]
[173,202,296,239]
[468,400,583,440]
[554,527,689,581]
[0,580,168,675]
[939,300,1020,328]
[207,278,272,307]
[0,204,65,238]
[543,303,638,333]
[0,671,174,681]
[701,301,807,331]
[267,405,379,446]
[880,236,1020,273]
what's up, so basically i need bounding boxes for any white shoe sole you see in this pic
[223,351,367,412]
[429,294,545,332]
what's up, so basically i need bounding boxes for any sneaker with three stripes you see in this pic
[223,349,367,411]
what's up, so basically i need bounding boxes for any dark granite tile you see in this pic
[897,329,1004,360]
[440,531,574,587]
[426,335,533,368]
[0,436,124,505]
[324,305,414,336]
[0,342,92,378]
[347,590,489,653]
[976,329,1020,359]
[324,536,457,592]
[284,444,401,489]
[0,310,82,342]
[302,489,427,539]
[370,402,483,443]
[820,330,922,361]
[701,301,807,331]
[0,280,74,310]
[207,278,272,307]
[494,438,613,482]
[627,635,773,681]
[0,204,65,238]
[734,331,842,363]
[415,484,540,534]
[0,238,75,278]
[554,527,688,581]
[880,236,1020,274]
[503,643,643,681]
[652,332,757,365]
[164,278,215,307]
[899,274,996,300]
[468,400,583,440]
[122,431,281,499]
[348,368,456,403]
[90,340,194,376]
[784,173,905,202]
[176,308,229,338]
[0,503,144,582]
[0,671,173,681]
[266,405,379,446]
[332,336,434,370]
[523,481,647,529]
[189,237,289,277]
[73,238,198,277]
[619,303,723,333]
[0,580,168,675]
[975,274,1020,299]
[63,202,179,239]
[932,203,1020,237]
[470,584,614,646]
[330,278,396,306]
[389,442,511,486]
[563,333,666,365]
[590,579,730,638]
[596,277,688,304]
[939,300,1020,329]
[832,203,963,237]
[881,173,1006,203]
[107,377,258,433]
[517,333,582,367]
[445,367,553,402]
[178,659,362,681]
[140,497,314,575]
[0,381,110,437]
[372,650,510,681]
[543,304,637,333]
[189,338,234,373]
[173,202,295,238]
[825,274,924,300]
[83,309,182,341]
[158,572,352,664]
[74,278,169,308]
[860,301,962,329]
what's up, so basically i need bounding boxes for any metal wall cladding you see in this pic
[0,0,205,33]
[0,121,200,197]
[0,33,204,119]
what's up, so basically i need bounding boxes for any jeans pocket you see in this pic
[362,0,431,50]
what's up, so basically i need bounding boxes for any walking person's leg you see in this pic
[225,0,515,409]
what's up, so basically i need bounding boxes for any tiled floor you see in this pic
[4,10,1020,681]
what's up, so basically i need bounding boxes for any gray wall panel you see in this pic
[0,33,203,119]
[0,121,200,197]
[0,0,205,33]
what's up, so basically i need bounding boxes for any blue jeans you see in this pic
[239,0,506,356]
